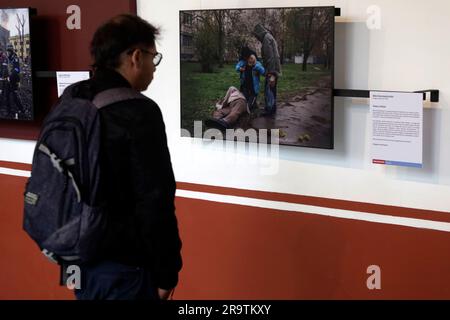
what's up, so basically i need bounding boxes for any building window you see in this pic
[182,35,193,47]
[182,13,192,26]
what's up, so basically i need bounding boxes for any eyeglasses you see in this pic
[141,49,163,66]
[127,48,163,66]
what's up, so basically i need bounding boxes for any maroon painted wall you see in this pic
[1,162,450,299]
[0,0,136,140]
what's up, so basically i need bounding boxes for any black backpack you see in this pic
[23,83,147,264]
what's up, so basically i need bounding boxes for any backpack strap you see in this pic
[92,87,148,109]
[38,143,82,203]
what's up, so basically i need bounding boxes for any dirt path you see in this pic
[250,75,333,148]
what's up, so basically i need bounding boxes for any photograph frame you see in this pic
[179,5,335,149]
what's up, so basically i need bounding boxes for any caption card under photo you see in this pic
[56,71,91,97]
[370,91,423,168]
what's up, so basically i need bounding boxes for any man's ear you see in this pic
[129,49,142,69]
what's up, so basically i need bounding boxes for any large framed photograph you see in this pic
[180,6,335,149]
[0,8,34,121]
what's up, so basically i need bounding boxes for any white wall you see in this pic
[1,0,449,212]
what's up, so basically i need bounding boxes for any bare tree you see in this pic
[275,9,288,65]
[16,13,26,61]
[192,12,218,73]
[191,10,236,71]
[224,10,247,61]
[286,7,333,71]
[213,10,226,68]
[322,23,333,70]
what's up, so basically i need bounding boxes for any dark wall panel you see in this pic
[0,0,136,140]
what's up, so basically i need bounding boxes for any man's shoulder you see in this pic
[102,93,161,121]
[103,93,157,109]
[263,33,277,44]
[130,94,159,112]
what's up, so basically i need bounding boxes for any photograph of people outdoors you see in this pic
[0,8,34,121]
[180,6,334,148]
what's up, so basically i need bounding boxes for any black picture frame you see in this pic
[179,6,335,149]
[0,7,35,121]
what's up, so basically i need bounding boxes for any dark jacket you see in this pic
[72,68,182,290]
[253,24,281,77]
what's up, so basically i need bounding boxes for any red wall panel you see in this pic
[0,174,73,299]
[1,172,450,300]
[175,197,450,299]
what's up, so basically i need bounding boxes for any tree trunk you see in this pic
[216,11,225,68]
[302,52,310,72]
[201,62,213,73]
[218,30,224,68]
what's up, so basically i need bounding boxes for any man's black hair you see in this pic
[90,14,159,70]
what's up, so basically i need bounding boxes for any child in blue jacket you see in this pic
[236,53,265,110]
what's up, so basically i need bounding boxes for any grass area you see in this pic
[276,64,330,100]
[181,62,330,133]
